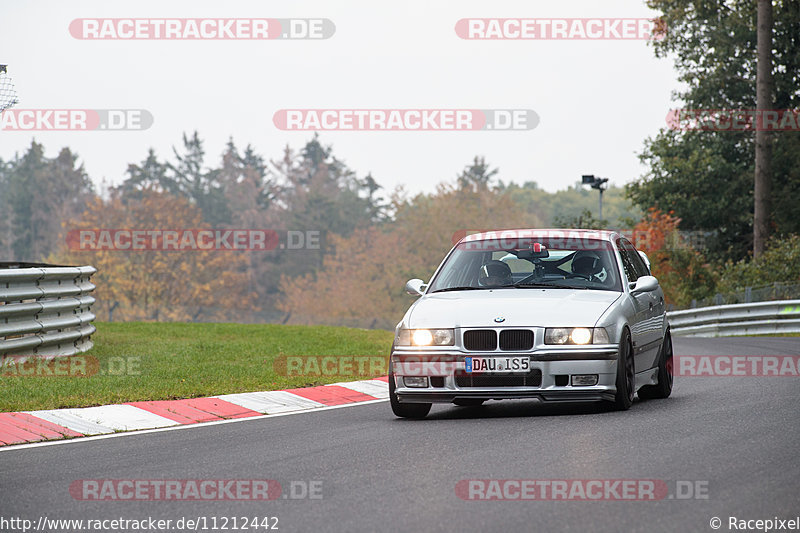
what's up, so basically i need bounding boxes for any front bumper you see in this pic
[391,347,619,404]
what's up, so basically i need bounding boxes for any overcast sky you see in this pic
[1,0,682,195]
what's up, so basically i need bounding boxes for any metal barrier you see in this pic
[0,265,97,357]
[685,281,800,309]
[668,300,800,337]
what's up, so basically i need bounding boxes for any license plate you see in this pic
[465,357,530,373]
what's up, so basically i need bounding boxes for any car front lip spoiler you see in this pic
[396,389,616,403]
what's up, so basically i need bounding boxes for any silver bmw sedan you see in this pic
[389,229,673,418]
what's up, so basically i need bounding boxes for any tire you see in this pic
[638,330,673,400]
[453,399,485,407]
[611,329,635,411]
[389,372,432,419]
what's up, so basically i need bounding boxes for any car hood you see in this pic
[405,289,621,328]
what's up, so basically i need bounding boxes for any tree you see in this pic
[0,141,95,261]
[632,208,718,307]
[629,129,753,260]
[168,131,232,226]
[118,148,169,199]
[457,156,498,192]
[552,209,608,230]
[267,135,386,278]
[52,190,258,322]
[753,0,774,257]
[214,139,283,319]
[113,134,386,322]
[503,182,641,228]
[117,132,232,226]
[215,139,277,226]
[717,233,800,293]
[630,0,800,262]
[278,159,541,328]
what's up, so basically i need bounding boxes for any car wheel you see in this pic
[611,329,635,411]
[389,372,432,419]
[638,330,673,400]
[453,399,485,407]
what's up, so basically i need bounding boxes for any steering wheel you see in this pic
[564,272,592,280]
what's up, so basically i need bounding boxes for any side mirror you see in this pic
[637,250,651,273]
[405,278,426,296]
[629,275,659,294]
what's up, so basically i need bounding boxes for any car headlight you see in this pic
[545,327,610,345]
[395,329,455,346]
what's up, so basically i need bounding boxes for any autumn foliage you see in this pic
[633,208,718,307]
[278,183,541,328]
[10,134,789,326]
[53,190,258,322]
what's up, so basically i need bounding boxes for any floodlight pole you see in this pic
[581,174,609,221]
[598,187,604,221]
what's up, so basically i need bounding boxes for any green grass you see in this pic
[0,322,394,412]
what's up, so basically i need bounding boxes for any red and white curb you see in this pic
[0,377,389,447]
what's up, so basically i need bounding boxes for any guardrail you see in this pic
[668,299,800,337]
[683,281,800,310]
[0,264,97,358]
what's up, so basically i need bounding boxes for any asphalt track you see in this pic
[1,337,798,533]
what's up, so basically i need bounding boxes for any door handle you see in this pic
[649,302,654,310]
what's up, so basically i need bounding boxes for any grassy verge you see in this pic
[0,322,394,412]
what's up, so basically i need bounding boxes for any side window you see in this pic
[621,239,650,279]
[633,252,651,276]
[616,239,639,283]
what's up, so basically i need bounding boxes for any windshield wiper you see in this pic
[431,286,492,293]
[513,282,588,290]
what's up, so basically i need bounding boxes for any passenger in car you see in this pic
[478,260,513,287]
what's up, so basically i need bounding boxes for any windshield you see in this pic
[428,236,622,293]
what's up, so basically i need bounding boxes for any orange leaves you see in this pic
[632,207,717,307]
[632,207,681,256]
[53,189,257,322]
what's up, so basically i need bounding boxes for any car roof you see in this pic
[458,228,621,244]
